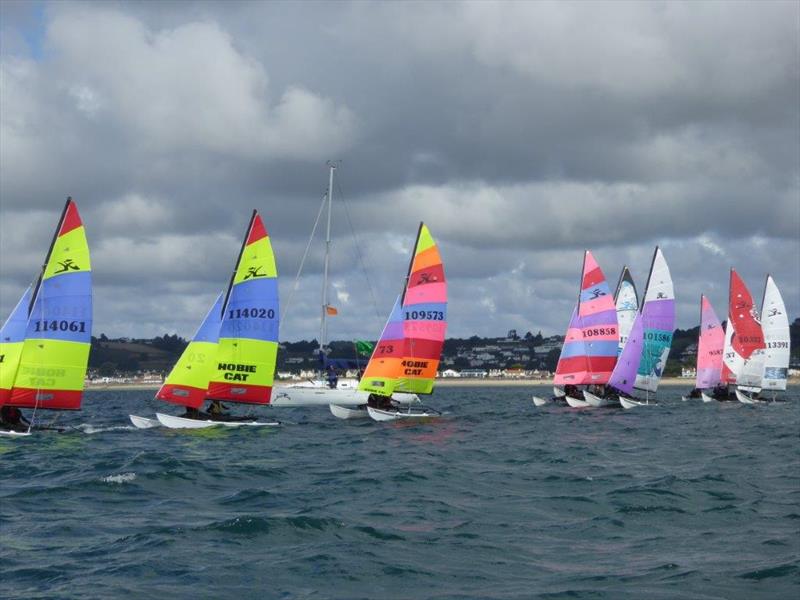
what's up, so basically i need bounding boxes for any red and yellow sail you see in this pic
[8,199,92,410]
[206,211,279,404]
[359,223,447,396]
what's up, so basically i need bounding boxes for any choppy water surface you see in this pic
[1,386,798,599]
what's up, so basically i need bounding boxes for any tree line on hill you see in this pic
[89,319,800,376]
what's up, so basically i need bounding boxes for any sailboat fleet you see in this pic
[0,189,794,434]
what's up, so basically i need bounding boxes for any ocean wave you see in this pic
[101,472,137,484]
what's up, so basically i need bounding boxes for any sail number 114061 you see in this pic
[33,320,86,333]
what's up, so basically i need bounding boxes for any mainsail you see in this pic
[577,251,618,384]
[359,223,447,397]
[722,269,765,391]
[0,287,33,404]
[759,275,789,392]
[8,199,92,410]
[613,266,638,355]
[206,211,279,404]
[553,305,589,386]
[695,295,724,390]
[634,247,675,393]
[156,293,224,409]
[607,310,645,395]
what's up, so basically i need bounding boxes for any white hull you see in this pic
[582,390,620,408]
[129,414,160,429]
[565,396,591,408]
[272,386,420,407]
[329,404,369,420]
[0,429,31,437]
[701,392,715,403]
[532,396,550,407]
[155,413,280,429]
[620,396,653,409]
[366,406,440,422]
[735,389,765,405]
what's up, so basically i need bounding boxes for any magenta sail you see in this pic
[696,295,724,389]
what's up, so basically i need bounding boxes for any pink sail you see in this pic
[695,295,724,389]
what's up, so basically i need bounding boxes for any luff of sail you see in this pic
[695,295,724,390]
[613,267,638,356]
[395,223,447,394]
[760,275,789,391]
[9,199,92,410]
[156,293,224,409]
[0,287,33,405]
[358,297,404,396]
[206,211,279,404]
[634,247,675,393]
[577,251,618,384]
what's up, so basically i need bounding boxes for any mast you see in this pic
[29,197,72,315]
[320,162,336,358]
[221,209,257,317]
[400,222,425,306]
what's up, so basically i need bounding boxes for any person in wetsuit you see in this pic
[687,388,702,399]
[326,365,338,389]
[0,406,30,432]
[367,393,395,410]
[206,399,230,420]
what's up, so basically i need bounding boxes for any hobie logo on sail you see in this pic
[244,266,266,280]
[54,258,81,274]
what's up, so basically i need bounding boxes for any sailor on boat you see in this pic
[367,393,396,410]
[0,406,30,433]
[326,365,339,389]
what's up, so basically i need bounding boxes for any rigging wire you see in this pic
[280,191,328,323]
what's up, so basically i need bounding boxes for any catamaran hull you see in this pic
[366,406,440,422]
[155,413,280,429]
[0,429,31,437]
[329,404,369,419]
[129,415,160,429]
[565,396,591,408]
[700,392,715,403]
[272,387,419,407]
[532,396,550,407]
[619,396,653,409]
[735,389,765,405]
[582,391,621,408]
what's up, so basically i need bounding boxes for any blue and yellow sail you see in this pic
[206,211,279,404]
[0,286,33,405]
[8,199,92,410]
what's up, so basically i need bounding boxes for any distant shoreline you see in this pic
[84,376,784,392]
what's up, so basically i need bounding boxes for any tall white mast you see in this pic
[320,162,335,359]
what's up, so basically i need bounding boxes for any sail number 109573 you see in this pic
[229,308,275,319]
[34,320,87,333]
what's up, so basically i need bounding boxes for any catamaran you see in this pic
[341,222,448,422]
[683,295,725,402]
[130,210,281,429]
[0,198,92,436]
[735,274,789,404]
[533,264,632,408]
[584,247,675,409]
[540,251,619,408]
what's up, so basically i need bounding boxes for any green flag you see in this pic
[355,340,374,356]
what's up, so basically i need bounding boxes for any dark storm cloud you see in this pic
[1,1,797,340]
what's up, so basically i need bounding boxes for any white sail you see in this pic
[614,267,638,355]
[721,318,739,384]
[760,276,790,391]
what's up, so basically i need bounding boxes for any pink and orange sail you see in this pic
[156,210,279,409]
[695,295,724,390]
[554,251,619,386]
[359,223,447,396]
[1,198,92,410]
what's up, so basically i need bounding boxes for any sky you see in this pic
[1,0,798,343]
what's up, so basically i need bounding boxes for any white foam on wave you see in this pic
[79,424,135,434]
[102,472,137,484]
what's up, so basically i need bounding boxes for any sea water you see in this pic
[0,386,798,599]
